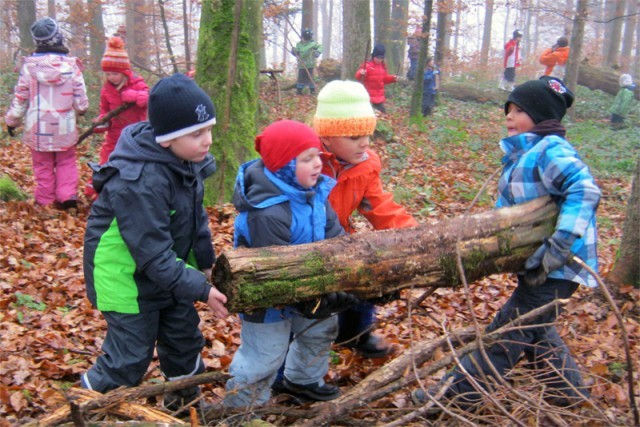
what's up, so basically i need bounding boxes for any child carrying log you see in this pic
[223,120,358,413]
[313,80,418,358]
[412,76,601,411]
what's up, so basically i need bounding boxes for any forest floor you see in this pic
[0,72,639,426]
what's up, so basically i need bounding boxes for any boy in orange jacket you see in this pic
[313,80,418,357]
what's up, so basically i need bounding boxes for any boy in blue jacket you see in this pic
[413,76,601,410]
[223,120,357,413]
[81,74,228,412]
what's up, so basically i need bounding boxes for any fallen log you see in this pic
[214,196,558,313]
[577,64,640,100]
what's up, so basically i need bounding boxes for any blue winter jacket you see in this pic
[497,131,601,287]
[232,159,344,322]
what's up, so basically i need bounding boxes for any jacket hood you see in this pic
[23,54,77,86]
[233,159,334,213]
[92,121,216,191]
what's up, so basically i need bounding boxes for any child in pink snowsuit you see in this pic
[5,17,89,209]
[85,36,149,198]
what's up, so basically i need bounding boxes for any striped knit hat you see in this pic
[313,80,377,137]
[101,36,130,72]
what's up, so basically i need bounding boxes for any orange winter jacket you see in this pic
[321,149,418,234]
[539,46,569,76]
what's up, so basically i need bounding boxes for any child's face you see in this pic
[105,71,126,86]
[295,147,323,188]
[373,56,384,64]
[160,126,213,162]
[505,103,535,136]
[321,135,370,165]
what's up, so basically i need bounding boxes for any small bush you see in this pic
[0,175,26,201]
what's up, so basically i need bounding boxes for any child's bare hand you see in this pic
[206,286,229,318]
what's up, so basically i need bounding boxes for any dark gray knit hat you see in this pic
[505,76,575,124]
[372,43,386,58]
[30,17,64,47]
[148,73,216,143]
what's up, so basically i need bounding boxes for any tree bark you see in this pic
[88,0,105,73]
[608,158,640,289]
[388,0,409,77]
[158,0,179,74]
[214,196,558,313]
[605,0,626,67]
[578,63,640,99]
[565,0,588,121]
[342,0,370,79]
[18,0,36,53]
[126,0,149,69]
[480,0,494,66]
[409,0,433,118]
[199,0,261,203]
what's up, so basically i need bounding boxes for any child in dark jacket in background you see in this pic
[313,80,418,358]
[82,74,228,413]
[224,120,357,415]
[5,17,89,209]
[355,43,398,113]
[85,36,149,199]
[412,76,600,410]
[422,57,440,116]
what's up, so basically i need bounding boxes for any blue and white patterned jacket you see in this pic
[497,132,601,287]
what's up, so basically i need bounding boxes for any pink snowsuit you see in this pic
[5,53,89,205]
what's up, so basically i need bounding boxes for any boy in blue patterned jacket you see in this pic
[413,76,601,409]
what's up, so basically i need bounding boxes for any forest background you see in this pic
[0,0,639,426]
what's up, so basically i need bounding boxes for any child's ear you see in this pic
[159,140,172,148]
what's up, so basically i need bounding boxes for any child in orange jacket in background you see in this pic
[85,36,149,198]
[539,36,570,79]
[313,80,418,357]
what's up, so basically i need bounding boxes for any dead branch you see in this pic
[76,103,134,145]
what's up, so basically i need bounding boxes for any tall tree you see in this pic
[435,0,452,65]
[635,7,640,76]
[125,0,148,69]
[342,0,370,79]
[621,0,637,69]
[388,0,409,78]
[18,0,36,53]
[321,0,333,58]
[608,158,640,289]
[158,0,179,74]
[605,0,626,66]
[48,0,56,18]
[66,0,87,58]
[373,0,391,46]
[198,0,261,203]
[480,0,494,66]
[183,0,192,71]
[88,0,105,72]
[302,0,313,31]
[565,0,588,120]
[409,0,433,118]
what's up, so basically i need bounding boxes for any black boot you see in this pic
[164,386,203,416]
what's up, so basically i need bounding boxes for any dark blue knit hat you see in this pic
[31,17,65,47]
[148,73,216,143]
[372,43,386,58]
[505,76,575,124]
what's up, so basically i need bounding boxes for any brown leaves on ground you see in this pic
[0,84,638,426]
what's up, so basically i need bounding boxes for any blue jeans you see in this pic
[224,314,338,407]
[446,276,587,405]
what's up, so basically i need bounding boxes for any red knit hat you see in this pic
[101,36,131,72]
[254,120,321,172]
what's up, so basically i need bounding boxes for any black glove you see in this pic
[524,230,577,287]
[296,292,360,319]
[368,290,401,305]
[7,126,15,137]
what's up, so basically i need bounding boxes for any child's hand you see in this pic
[524,231,576,287]
[121,89,137,104]
[206,286,229,318]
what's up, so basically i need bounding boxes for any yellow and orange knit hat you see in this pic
[101,36,130,72]
[312,80,377,137]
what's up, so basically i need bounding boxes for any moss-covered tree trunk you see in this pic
[214,196,558,312]
[198,0,261,204]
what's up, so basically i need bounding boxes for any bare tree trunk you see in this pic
[565,0,588,117]
[47,0,56,18]
[342,0,370,79]
[88,0,105,72]
[635,8,640,77]
[608,158,640,289]
[523,0,532,59]
[18,0,36,53]
[158,0,179,74]
[214,196,558,313]
[126,0,148,69]
[480,0,494,66]
[302,0,313,31]
[453,0,462,57]
[435,0,452,65]
[321,0,332,58]
[183,0,192,71]
[605,0,626,66]
[564,0,575,36]
[389,0,409,79]
[409,0,433,118]
[621,0,637,70]
[373,0,390,46]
